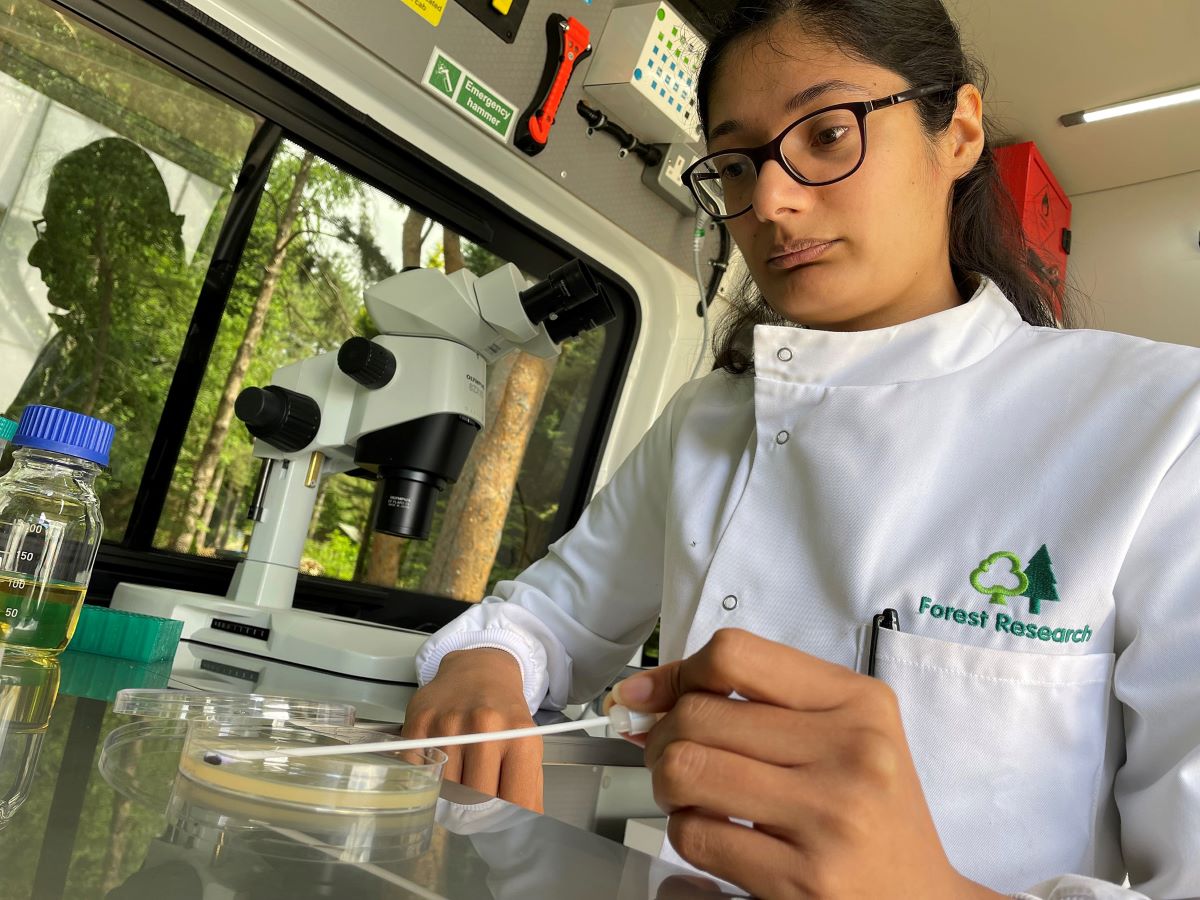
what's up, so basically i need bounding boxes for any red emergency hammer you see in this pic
[515,14,592,156]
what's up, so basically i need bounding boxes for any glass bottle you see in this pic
[0,406,114,656]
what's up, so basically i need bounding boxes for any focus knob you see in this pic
[235,386,320,452]
[338,336,396,389]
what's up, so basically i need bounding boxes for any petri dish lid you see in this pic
[112,689,357,725]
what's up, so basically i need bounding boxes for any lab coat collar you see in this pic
[752,277,1024,387]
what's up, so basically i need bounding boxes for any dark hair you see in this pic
[697,0,1070,374]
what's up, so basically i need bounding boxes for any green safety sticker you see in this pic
[422,49,516,142]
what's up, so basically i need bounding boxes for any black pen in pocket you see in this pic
[867,608,900,677]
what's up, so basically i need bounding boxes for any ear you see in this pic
[945,84,985,180]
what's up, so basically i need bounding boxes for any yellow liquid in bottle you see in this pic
[0,575,87,656]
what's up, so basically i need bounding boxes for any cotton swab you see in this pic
[201,705,657,766]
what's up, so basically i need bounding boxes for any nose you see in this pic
[27,237,46,271]
[750,159,816,223]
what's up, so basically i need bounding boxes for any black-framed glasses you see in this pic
[683,84,957,220]
[31,218,46,240]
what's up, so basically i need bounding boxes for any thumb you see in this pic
[605,659,684,714]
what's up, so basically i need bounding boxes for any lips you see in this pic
[767,239,838,270]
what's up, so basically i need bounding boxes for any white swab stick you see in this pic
[202,705,657,765]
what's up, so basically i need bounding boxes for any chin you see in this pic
[762,269,850,326]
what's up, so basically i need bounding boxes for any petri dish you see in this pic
[179,721,446,814]
[113,689,357,725]
[102,688,359,814]
[99,719,191,811]
[166,769,441,862]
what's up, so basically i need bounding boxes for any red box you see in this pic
[994,141,1071,320]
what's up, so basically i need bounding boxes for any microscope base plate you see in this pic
[111,582,427,684]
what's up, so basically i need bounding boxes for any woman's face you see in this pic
[706,22,984,331]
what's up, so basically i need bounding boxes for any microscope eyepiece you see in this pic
[518,260,599,327]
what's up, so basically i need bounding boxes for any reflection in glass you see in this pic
[0,0,258,537]
[0,652,60,826]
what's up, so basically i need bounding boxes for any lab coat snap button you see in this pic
[776,347,793,362]
[721,595,738,611]
[775,430,789,444]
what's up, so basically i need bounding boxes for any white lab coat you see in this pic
[416,278,1200,899]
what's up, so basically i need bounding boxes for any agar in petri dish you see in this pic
[178,722,446,814]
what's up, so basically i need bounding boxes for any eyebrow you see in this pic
[707,79,870,142]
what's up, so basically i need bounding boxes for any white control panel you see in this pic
[583,2,706,145]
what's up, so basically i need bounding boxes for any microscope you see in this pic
[112,259,613,709]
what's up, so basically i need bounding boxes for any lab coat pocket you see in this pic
[870,628,1114,894]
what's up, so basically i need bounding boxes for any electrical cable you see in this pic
[690,213,731,379]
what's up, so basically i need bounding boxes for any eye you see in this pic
[718,160,747,179]
[814,125,850,147]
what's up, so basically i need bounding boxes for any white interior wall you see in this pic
[1067,170,1200,347]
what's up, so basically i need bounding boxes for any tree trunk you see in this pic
[307,479,328,541]
[420,353,516,590]
[359,207,427,586]
[171,152,315,553]
[197,463,225,551]
[83,225,113,417]
[213,481,233,551]
[419,350,556,600]
[215,484,244,552]
[443,227,464,274]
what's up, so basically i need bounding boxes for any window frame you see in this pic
[37,0,639,629]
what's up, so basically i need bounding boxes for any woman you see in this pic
[403,2,1199,897]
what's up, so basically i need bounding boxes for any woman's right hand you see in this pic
[401,648,544,812]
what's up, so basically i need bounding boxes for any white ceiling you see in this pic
[947,0,1200,196]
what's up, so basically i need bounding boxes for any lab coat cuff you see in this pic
[416,628,549,713]
[1012,875,1152,899]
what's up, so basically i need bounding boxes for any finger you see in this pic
[460,742,504,798]
[651,741,816,836]
[667,810,797,900]
[643,693,846,769]
[612,628,860,714]
[403,712,467,782]
[498,737,544,813]
[442,744,464,785]
[654,874,731,898]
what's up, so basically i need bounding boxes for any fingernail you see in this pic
[613,673,653,705]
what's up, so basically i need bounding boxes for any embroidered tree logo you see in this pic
[970,551,1029,606]
[1020,544,1060,615]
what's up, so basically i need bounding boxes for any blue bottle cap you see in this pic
[13,405,115,466]
[0,417,16,443]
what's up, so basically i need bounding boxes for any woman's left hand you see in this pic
[605,628,1006,900]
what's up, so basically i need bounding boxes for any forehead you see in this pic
[706,25,895,140]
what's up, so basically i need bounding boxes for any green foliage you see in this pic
[156,143,393,550]
[303,529,361,581]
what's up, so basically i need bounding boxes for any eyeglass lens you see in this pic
[692,110,863,217]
